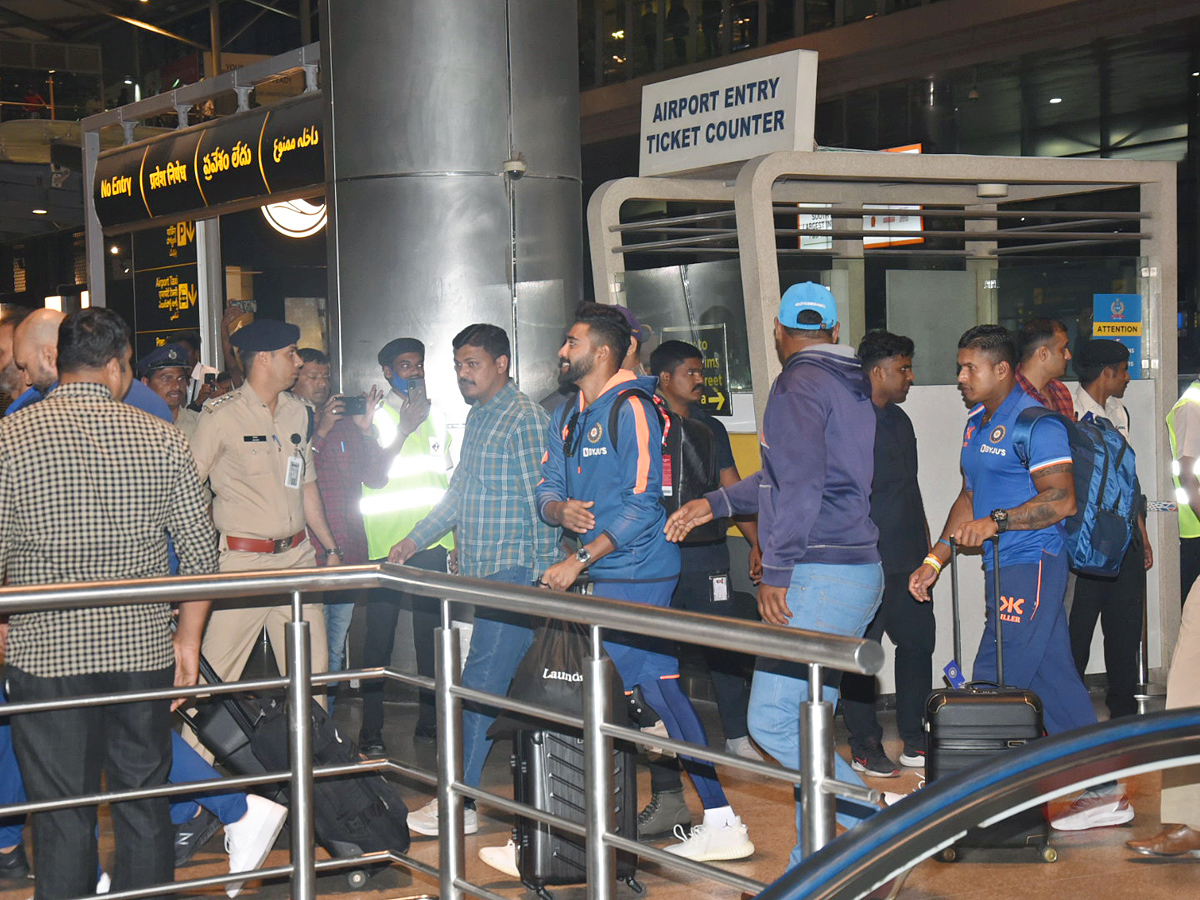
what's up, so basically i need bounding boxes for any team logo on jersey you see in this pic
[989,425,1006,444]
[587,423,603,443]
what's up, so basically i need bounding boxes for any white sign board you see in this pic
[638,49,818,177]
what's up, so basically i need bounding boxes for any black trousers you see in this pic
[839,571,936,752]
[7,665,174,900]
[360,546,447,738]
[649,542,756,794]
[1181,536,1200,607]
[1070,533,1145,719]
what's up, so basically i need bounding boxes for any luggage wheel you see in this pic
[625,876,645,894]
[938,847,957,863]
[1039,844,1058,863]
[534,888,554,900]
[345,869,370,890]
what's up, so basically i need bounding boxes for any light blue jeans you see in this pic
[323,591,358,713]
[459,567,535,791]
[747,561,883,870]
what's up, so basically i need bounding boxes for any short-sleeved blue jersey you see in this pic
[961,385,1072,567]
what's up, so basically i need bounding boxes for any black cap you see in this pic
[1076,339,1130,369]
[377,338,424,367]
[137,343,189,378]
[229,319,300,353]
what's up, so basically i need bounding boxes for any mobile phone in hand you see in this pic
[406,378,427,405]
[340,395,368,416]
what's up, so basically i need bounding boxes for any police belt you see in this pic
[225,531,307,554]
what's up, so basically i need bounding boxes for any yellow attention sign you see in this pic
[1093,322,1142,337]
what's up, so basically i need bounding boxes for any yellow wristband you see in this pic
[923,554,943,574]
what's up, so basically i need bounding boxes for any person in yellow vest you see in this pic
[1168,377,1200,602]
[358,338,455,755]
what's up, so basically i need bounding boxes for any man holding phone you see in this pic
[358,338,455,755]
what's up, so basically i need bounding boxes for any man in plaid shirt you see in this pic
[1015,317,1075,418]
[390,323,559,837]
[0,309,217,899]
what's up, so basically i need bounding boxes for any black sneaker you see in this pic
[360,733,387,758]
[0,843,30,880]
[899,744,926,768]
[174,809,222,867]
[850,745,900,778]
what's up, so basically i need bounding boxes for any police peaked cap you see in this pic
[137,343,189,378]
[229,319,300,353]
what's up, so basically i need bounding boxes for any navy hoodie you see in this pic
[538,370,680,583]
[705,344,879,587]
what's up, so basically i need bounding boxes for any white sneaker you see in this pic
[725,736,763,761]
[96,872,110,894]
[664,817,754,861]
[478,839,520,878]
[407,798,479,836]
[224,794,288,898]
[1051,792,1134,831]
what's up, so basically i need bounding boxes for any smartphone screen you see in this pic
[407,378,427,404]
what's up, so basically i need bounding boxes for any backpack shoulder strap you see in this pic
[608,387,664,448]
[1011,405,1068,470]
[306,405,315,443]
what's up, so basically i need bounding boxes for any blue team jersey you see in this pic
[961,385,1072,567]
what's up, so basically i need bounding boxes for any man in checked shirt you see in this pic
[390,323,560,838]
[0,309,217,899]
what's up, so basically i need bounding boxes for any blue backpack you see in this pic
[1011,407,1138,577]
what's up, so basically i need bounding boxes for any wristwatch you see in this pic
[989,509,1009,534]
[575,547,593,567]
[327,546,344,558]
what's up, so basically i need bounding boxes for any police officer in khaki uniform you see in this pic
[188,319,339,701]
[138,343,200,439]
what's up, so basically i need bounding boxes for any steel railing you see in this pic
[0,563,884,900]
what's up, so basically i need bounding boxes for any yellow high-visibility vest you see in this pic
[1167,382,1200,539]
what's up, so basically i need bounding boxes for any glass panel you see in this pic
[729,0,760,52]
[698,0,724,59]
[802,0,836,34]
[600,2,629,85]
[635,1,661,76]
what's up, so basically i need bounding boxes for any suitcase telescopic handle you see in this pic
[948,535,1004,686]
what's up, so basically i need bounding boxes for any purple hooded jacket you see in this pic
[704,343,880,587]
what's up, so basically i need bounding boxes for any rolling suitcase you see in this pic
[180,655,410,889]
[511,729,643,900]
[926,538,1055,863]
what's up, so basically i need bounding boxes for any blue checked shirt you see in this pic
[405,381,560,578]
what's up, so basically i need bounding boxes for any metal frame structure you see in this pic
[588,148,1181,663]
[0,562,883,900]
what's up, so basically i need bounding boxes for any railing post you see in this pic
[584,624,616,900]
[436,607,465,900]
[799,662,836,857]
[286,590,316,900]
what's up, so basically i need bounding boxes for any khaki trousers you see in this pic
[1161,578,1200,827]
[183,542,329,762]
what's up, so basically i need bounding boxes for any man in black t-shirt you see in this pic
[840,331,935,776]
[637,340,764,839]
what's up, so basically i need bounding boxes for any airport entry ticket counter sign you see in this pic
[639,49,818,176]
[1093,293,1143,378]
[662,323,731,416]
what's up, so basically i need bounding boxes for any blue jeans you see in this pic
[323,591,358,715]
[0,689,25,849]
[747,561,883,870]
[460,567,535,791]
[168,731,248,826]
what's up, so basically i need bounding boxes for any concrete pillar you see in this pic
[321,0,582,406]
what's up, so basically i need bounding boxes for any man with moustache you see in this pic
[0,309,29,408]
[390,323,559,838]
[910,324,1133,831]
[1015,317,1074,418]
[138,343,200,438]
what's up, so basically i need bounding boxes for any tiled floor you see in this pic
[4,690,1196,900]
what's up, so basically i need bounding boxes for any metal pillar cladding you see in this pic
[435,621,465,900]
[584,626,617,900]
[320,0,582,406]
[799,663,836,857]
[286,590,316,900]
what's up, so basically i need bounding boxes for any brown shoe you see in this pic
[1127,824,1200,857]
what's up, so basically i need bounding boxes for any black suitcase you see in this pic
[511,729,643,900]
[926,538,1055,863]
[180,655,410,888]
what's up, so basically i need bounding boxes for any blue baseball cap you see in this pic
[778,282,838,330]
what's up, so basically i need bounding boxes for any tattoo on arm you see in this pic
[1007,486,1070,529]
[1033,464,1072,477]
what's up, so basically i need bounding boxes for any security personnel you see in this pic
[1168,375,1200,600]
[139,343,200,439]
[358,337,454,752]
[187,319,341,717]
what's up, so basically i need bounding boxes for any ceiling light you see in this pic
[261,198,326,239]
[1193,72,1200,77]
[109,244,121,255]
[1049,97,1062,104]
[31,208,47,215]
[123,78,133,85]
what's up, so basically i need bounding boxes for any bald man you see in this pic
[0,309,30,401]
[9,308,171,422]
